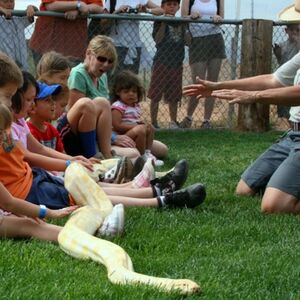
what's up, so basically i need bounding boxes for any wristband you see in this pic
[39,204,47,219]
[111,132,117,144]
[66,160,72,167]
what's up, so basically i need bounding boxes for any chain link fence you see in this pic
[4,11,295,130]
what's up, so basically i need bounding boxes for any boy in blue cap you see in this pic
[27,82,65,152]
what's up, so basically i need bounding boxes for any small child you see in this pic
[27,81,64,152]
[148,0,185,129]
[0,0,37,71]
[111,70,163,166]
[273,24,300,120]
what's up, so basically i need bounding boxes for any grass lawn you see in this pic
[1,130,299,299]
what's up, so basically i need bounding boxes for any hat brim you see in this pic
[279,4,300,21]
[37,84,61,100]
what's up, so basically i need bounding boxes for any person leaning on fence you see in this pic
[105,0,163,74]
[29,0,103,65]
[0,0,37,71]
[180,0,225,129]
[273,23,300,121]
[183,0,300,215]
[148,0,185,130]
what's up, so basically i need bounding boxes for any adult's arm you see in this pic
[87,3,104,13]
[212,84,300,105]
[183,74,282,98]
[181,0,190,17]
[218,0,224,18]
[45,1,88,12]
[145,0,163,15]
[68,89,86,109]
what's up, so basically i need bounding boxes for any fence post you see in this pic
[238,19,273,131]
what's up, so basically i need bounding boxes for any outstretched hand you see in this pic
[48,206,79,219]
[211,89,259,104]
[183,77,216,99]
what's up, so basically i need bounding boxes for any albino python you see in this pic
[58,162,200,294]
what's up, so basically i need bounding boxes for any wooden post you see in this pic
[238,19,273,131]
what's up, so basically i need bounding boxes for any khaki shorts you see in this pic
[241,130,300,198]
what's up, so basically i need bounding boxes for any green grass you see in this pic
[1,130,300,299]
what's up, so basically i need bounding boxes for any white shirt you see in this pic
[273,51,300,122]
[189,0,221,38]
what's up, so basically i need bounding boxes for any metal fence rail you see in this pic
[3,11,294,130]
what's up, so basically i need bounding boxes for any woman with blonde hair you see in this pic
[39,38,116,159]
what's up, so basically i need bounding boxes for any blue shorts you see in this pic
[56,113,83,156]
[26,168,70,209]
[241,130,300,198]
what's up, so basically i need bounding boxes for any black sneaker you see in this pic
[164,183,206,208]
[151,159,188,195]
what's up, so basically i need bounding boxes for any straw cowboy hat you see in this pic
[279,0,300,21]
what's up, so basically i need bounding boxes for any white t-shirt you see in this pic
[105,0,147,63]
[273,51,300,122]
[189,0,221,38]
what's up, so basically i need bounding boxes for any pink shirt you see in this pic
[111,100,142,125]
[11,118,30,149]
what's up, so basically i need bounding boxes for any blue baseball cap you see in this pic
[36,82,61,100]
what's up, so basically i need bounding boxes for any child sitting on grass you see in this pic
[27,81,64,152]
[11,70,93,170]
[111,70,164,167]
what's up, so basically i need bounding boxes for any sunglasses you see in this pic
[96,55,114,64]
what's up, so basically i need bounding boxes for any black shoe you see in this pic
[151,159,188,195]
[164,183,206,208]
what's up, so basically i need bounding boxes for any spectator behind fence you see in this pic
[0,0,37,71]
[148,0,185,129]
[111,70,164,166]
[29,0,103,65]
[180,0,225,129]
[106,0,163,74]
[273,24,300,122]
